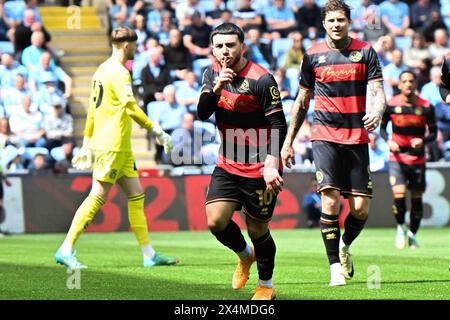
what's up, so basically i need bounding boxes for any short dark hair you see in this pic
[399,70,416,81]
[321,0,351,21]
[111,26,138,44]
[210,22,245,44]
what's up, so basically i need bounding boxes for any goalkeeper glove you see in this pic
[72,137,94,170]
[151,125,173,155]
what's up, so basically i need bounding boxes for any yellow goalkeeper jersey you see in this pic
[84,57,154,152]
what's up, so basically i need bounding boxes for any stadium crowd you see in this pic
[0,0,450,174]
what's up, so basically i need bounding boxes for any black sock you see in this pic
[342,213,367,246]
[410,197,423,234]
[393,197,406,225]
[319,213,340,265]
[251,230,276,281]
[211,220,247,253]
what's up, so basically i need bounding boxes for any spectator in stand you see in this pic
[140,46,171,108]
[373,34,396,67]
[0,52,28,88]
[403,33,431,73]
[411,0,439,30]
[442,0,450,30]
[163,28,192,81]
[263,0,296,39]
[53,139,76,174]
[4,0,42,28]
[21,31,54,70]
[43,102,73,151]
[175,70,201,113]
[30,51,71,98]
[274,67,291,100]
[283,31,304,70]
[0,1,10,41]
[37,76,67,116]
[420,66,443,107]
[379,0,411,36]
[362,5,388,44]
[175,0,204,31]
[9,95,46,148]
[28,152,49,171]
[244,28,274,70]
[148,84,186,135]
[205,0,225,27]
[234,0,263,33]
[429,28,450,66]
[148,84,186,164]
[295,0,324,39]
[107,0,132,29]
[156,10,175,46]
[133,14,150,54]
[282,31,304,96]
[169,112,204,165]
[383,49,407,100]
[351,0,377,33]
[182,10,212,60]
[146,0,165,35]
[11,9,51,59]
[423,10,448,44]
[1,73,35,117]
[0,117,19,147]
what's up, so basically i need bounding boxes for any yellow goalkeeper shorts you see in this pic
[93,151,138,184]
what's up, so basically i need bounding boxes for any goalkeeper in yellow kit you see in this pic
[54,27,178,269]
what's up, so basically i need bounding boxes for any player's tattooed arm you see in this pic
[364,80,386,132]
[280,87,312,168]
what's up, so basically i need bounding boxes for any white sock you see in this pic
[60,240,73,256]
[398,224,407,232]
[339,237,348,252]
[142,244,156,260]
[258,278,272,288]
[330,262,343,273]
[407,230,415,238]
[237,244,251,260]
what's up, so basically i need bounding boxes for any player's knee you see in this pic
[321,196,340,213]
[206,209,227,232]
[351,207,369,220]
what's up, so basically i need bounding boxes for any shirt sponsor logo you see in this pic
[320,66,357,81]
[238,79,250,93]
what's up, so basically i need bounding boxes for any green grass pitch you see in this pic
[0,228,449,300]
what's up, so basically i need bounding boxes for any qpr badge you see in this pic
[349,51,363,62]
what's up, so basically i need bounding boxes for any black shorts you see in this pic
[389,161,426,192]
[205,167,278,222]
[312,140,372,197]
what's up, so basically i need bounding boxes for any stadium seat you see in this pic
[0,41,14,55]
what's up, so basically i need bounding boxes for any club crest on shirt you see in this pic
[395,106,402,114]
[349,51,363,62]
[318,55,326,64]
[238,79,250,93]
[316,170,324,183]
[415,108,423,116]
